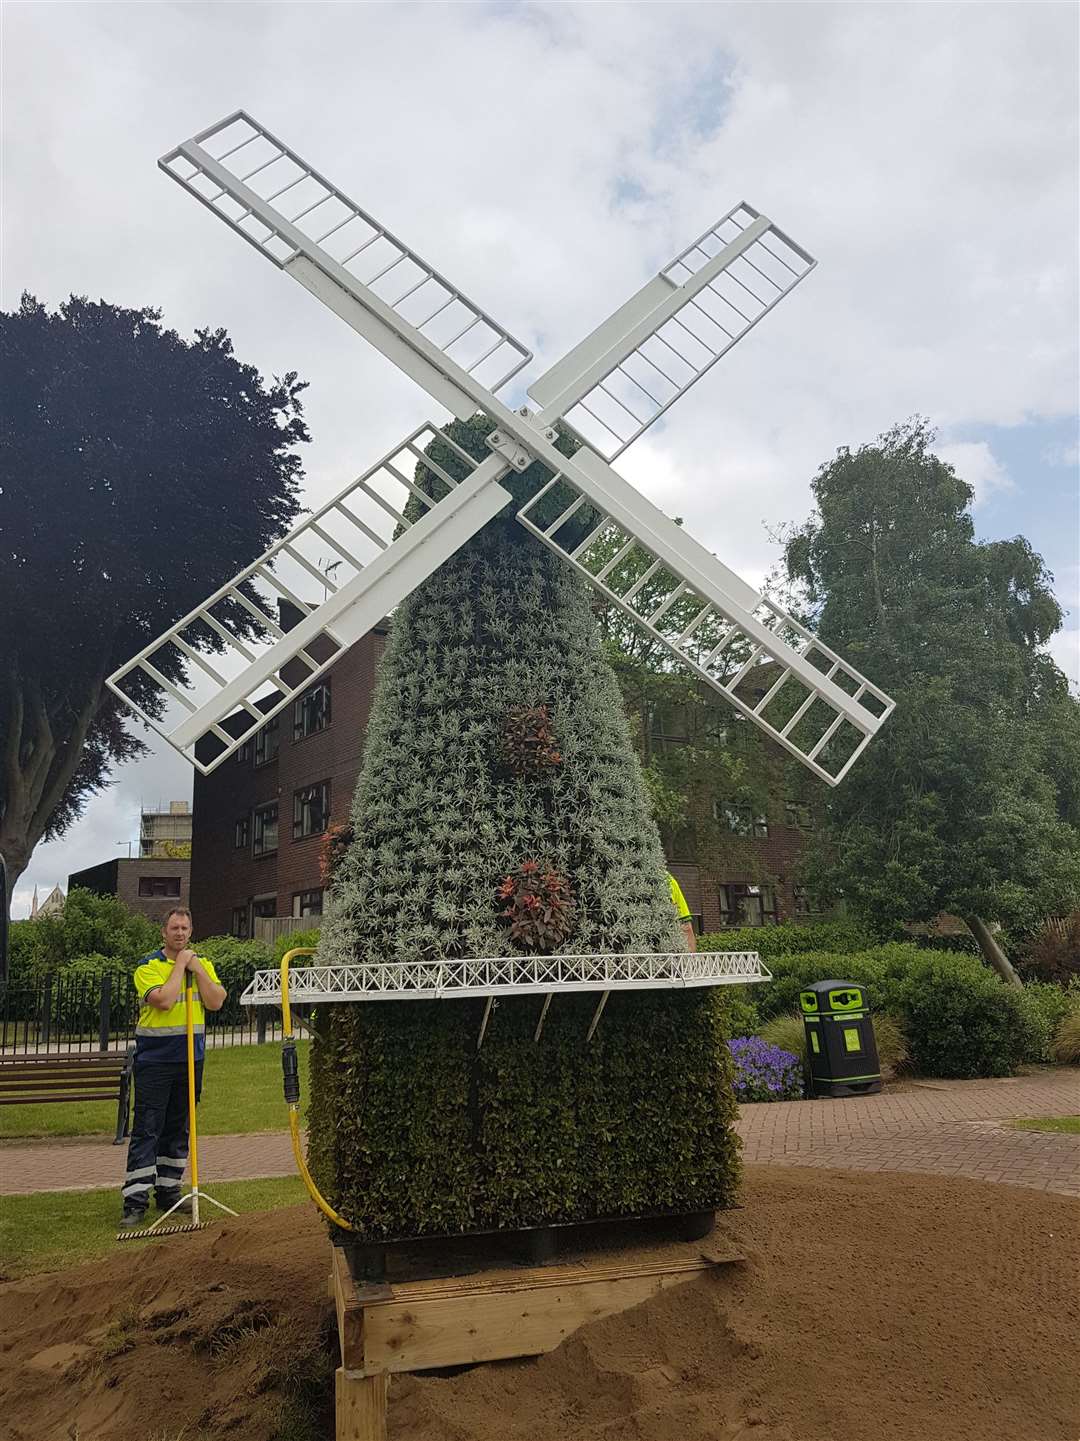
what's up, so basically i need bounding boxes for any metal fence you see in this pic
[0,968,286,1055]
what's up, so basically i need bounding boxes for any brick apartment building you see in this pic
[68,856,192,923]
[189,625,386,937]
[190,616,820,940]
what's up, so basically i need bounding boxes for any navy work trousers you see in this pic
[121,1059,204,1210]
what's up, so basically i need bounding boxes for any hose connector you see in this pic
[281,1039,301,1106]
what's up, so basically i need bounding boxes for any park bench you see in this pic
[0,1047,136,1144]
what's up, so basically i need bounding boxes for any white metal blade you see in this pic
[514,439,894,787]
[238,951,771,1004]
[107,426,511,774]
[160,111,532,419]
[527,204,815,460]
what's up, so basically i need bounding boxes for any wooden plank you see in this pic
[332,1245,365,1369]
[346,1251,738,1377]
[0,1089,118,1100]
[335,1366,388,1441]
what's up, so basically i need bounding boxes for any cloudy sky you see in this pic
[3,1,1078,918]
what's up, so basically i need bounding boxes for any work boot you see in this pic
[155,1189,193,1215]
[118,1203,147,1229]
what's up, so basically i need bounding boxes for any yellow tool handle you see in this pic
[279,948,354,1232]
[186,974,198,1195]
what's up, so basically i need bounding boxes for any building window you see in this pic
[294,682,331,741]
[237,740,253,764]
[234,816,250,849]
[252,895,277,920]
[715,801,769,839]
[253,802,278,857]
[231,904,250,938]
[718,883,777,927]
[784,801,812,831]
[793,885,823,917]
[293,781,330,840]
[254,717,280,767]
[138,876,182,898]
[293,888,324,919]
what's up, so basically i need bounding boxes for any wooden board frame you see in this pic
[331,1237,741,1378]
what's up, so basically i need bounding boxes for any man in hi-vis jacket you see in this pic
[119,907,226,1227]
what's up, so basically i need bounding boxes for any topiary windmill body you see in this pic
[109,112,894,1239]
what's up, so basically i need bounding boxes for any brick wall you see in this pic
[191,621,822,941]
[190,628,386,936]
[68,857,191,924]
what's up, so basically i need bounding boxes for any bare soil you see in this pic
[1,1166,1077,1441]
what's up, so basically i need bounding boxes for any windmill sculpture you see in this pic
[107,112,895,1236]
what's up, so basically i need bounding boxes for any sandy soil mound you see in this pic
[1,1167,1077,1441]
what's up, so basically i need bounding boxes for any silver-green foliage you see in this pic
[318,523,684,967]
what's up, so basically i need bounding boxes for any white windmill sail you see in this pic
[110,108,893,786]
[158,111,532,417]
[107,425,510,772]
[527,204,816,461]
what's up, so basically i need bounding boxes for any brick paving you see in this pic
[0,1069,1076,1199]
[736,1069,1080,1197]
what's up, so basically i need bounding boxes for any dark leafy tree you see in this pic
[784,417,1080,983]
[0,294,308,940]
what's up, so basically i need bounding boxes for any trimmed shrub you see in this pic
[309,417,741,1238]
[310,989,739,1237]
[727,1037,802,1102]
[1015,981,1079,1064]
[900,955,1028,1078]
[699,919,879,961]
[717,988,761,1040]
[1050,1010,1080,1065]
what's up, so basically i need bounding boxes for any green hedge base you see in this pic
[307,989,742,1242]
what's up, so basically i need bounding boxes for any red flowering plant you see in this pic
[320,821,354,885]
[500,704,562,780]
[496,859,576,952]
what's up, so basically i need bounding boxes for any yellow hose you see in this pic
[279,947,354,1231]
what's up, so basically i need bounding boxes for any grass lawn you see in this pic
[1008,1115,1080,1134]
[0,1040,309,1141]
[0,1175,308,1279]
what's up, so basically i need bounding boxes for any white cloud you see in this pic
[936,441,1015,507]
[3,1,1077,908]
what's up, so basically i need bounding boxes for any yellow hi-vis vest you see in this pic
[133,949,221,1063]
[668,874,692,924]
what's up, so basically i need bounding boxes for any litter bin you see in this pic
[800,980,882,1097]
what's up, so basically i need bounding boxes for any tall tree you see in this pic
[0,294,308,932]
[784,417,1080,983]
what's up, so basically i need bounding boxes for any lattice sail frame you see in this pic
[108,424,509,771]
[240,951,770,1004]
[528,203,816,462]
[108,107,894,787]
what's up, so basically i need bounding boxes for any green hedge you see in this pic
[308,989,740,1238]
[699,919,879,960]
[706,929,1077,1079]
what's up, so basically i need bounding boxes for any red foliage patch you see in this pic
[497,859,576,952]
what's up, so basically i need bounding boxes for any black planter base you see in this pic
[334,1207,718,1285]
